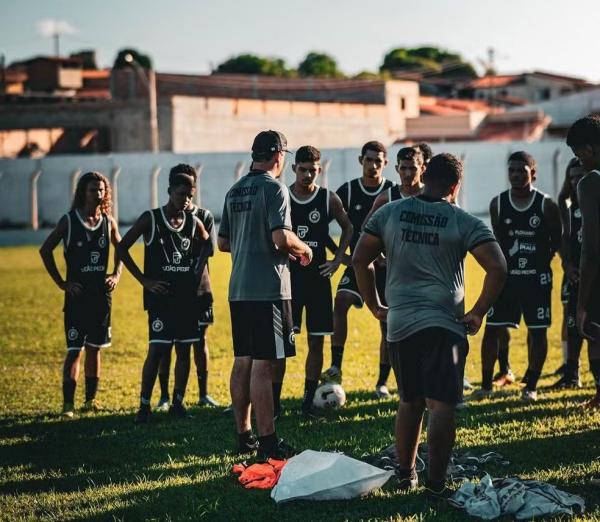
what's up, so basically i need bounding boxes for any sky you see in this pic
[2,0,600,82]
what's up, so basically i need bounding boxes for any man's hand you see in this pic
[299,247,313,267]
[142,278,170,295]
[319,259,341,277]
[59,281,83,296]
[458,308,485,336]
[370,304,388,322]
[105,273,121,292]
[577,306,596,340]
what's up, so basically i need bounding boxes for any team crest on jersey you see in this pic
[578,229,583,243]
[518,258,528,269]
[574,208,581,218]
[529,214,541,229]
[90,251,100,264]
[152,319,164,332]
[297,225,309,239]
[288,332,296,345]
[568,315,576,328]
[98,236,107,248]
[68,328,79,341]
[340,276,350,285]
[309,209,321,223]
[173,251,182,265]
[181,238,191,251]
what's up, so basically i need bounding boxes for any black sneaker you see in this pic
[424,482,453,502]
[236,433,259,454]
[169,402,188,418]
[395,468,418,491]
[134,404,151,424]
[257,438,297,462]
[550,374,582,389]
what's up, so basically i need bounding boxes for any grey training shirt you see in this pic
[219,170,292,301]
[364,195,496,341]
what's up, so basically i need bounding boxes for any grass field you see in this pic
[1,245,599,521]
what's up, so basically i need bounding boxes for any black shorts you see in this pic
[336,266,363,307]
[197,293,214,327]
[389,327,468,404]
[589,276,600,328]
[486,272,552,329]
[64,293,112,351]
[230,300,296,360]
[291,269,333,335]
[148,305,199,345]
[561,275,570,304]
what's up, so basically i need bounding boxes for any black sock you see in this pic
[198,370,208,398]
[331,345,344,370]
[498,348,510,374]
[376,364,392,387]
[63,379,76,404]
[302,379,319,409]
[238,429,256,446]
[85,377,99,402]
[172,388,184,406]
[159,372,169,400]
[482,369,494,391]
[565,359,580,381]
[139,396,151,409]
[272,382,283,413]
[426,479,446,492]
[590,360,600,393]
[526,370,541,391]
[258,432,278,453]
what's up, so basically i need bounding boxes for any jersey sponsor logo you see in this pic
[98,236,107,248]
[297,225,309,239]
[162,265,190,272]
[529,214,541,228]
[90,251,100,264]
[152,318,164,332]
[181,238,191,251]
[577,229,582,243]
[173,251,182,265]
[81,265,106,273]
[309,209,321,223]
[305,241,319,247]
[518,258,528,269]
[512,229,535,237]
[67,327,79,341]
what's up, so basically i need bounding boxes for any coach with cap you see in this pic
[218,130,312,460]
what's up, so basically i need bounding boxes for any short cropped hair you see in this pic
[416,142,433,163]
[396,146,424,164]
[361,140,387,158]
[169,163,197,184]
[508,151,536,170]
[295,145,321,164]
[423,153,463,188]
[566,115,600,148]
[169,172,195,189]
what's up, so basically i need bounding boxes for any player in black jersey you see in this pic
[155,164,219,411]
[363,146,425,397]
[321,141,394,384]
[287,146,353,416]
[473,151,561,402]
[552,159,585,388]
[117,173,211,423]
[567,115,600,408]
[40,172,122,418]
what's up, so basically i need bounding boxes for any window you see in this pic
[400,97,406,111]
[539,88,551,101]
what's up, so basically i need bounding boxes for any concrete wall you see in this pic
[0,140,573,227]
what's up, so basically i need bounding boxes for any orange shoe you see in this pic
[493,370,515,388]
[584,395,600,409]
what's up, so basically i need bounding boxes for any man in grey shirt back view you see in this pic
[218,130,312,461]
[353,153,507,497]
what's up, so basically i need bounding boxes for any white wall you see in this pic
[0,140,573,227]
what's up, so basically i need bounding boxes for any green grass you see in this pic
[1,246,599,521]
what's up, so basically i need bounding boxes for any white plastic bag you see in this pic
[271,450,393,504]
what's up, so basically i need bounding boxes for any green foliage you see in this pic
[0,247,599,520]
[298,52,343,78]
[381,46,477,79]
[113,48,153,69]
[215,54,292,77]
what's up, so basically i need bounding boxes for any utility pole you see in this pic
[53,32,60,57]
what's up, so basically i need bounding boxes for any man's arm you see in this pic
[106,216,123,292]
[576,173,600,337]
[217,235,230,252]
[39,215,83,296]
[117,212,170,295]
[272,229,312,265]
[352,231,387,321]
[459,241,507,335]
[320,192,354,276]
[544,198,563,258]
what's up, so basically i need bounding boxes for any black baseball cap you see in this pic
[251,130,291,155]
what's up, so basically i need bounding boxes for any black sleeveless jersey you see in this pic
[63,209,110,295]
[188,205,215,296]
[388,185,408,202]
[568,202,582,268]
[289,186,330,271]
[336,177,393,252]
[495,189,552,277]
[143,207,198,310]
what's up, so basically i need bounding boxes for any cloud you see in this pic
[36,19,78,38]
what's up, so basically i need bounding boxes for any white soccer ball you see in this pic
[313,383,346,409]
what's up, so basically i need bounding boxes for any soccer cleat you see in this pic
[395,468,418,491]
[468,389,492,402]
[169,402,188,418]
[375,384,392,399]
[550,375,582,389]
[223,404,234,414]
[320,366,342,384]
[583,395,600,409]
[156,397,170,412]
[81,399,101,412]
[198,395,219,408]
[61,403,75,419]
[236,433,259,455]
[463,378,474,391]
[134,404,151,424]
[257,438,297,462]
[493,370,516,388]
[521,389,538,402]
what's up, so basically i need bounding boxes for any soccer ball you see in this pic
[313,383,346,409]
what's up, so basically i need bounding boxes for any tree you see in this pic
[215,54,291,76]
[113,48,152,69]
[298,52,343,78]
[380,46,477,79]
